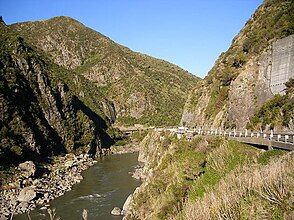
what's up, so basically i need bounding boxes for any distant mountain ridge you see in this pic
[10,16,200,126]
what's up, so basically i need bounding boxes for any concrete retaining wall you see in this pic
[270,34,294,94]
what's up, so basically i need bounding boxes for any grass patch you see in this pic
[189,140,259,200]
[258,149,287,165]
[183,151,293,220]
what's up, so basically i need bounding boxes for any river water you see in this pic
[15,152,141,220]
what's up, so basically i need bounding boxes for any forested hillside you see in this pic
[11,16,199,126]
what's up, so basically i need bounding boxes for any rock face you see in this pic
[227,59,261,129]
[226,34,294,129]
[121,194,133,215]
[180,83,211,128]
[270,34,294,95]
[181,0,294,130]
[123,131,178,219]
[0,26,116,168]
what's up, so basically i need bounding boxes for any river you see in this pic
[14,152,141,220]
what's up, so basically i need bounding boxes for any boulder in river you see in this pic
[111,207,122,216]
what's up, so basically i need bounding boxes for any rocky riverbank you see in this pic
[110,142,140,154]
[108,141,147,218]
[119,131,172,219]
[109,141,149,219]
[0,142,144,219]
[0,153,98,219]
[118,160,148,219]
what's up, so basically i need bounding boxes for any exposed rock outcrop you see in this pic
[121,194,133,216]
[17,188,36,202]
[18,161,36,178]
[0,23,118,172]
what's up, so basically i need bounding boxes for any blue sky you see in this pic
[0,0,263,78]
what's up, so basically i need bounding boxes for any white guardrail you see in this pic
[155,127,294,145]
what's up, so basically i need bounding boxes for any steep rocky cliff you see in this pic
[10,16,199,126]
[181,0,294,130]
[0,23,117,168]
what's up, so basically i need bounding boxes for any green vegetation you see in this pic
[205,86,229,119]
[10,16,199,127]
[183,150,293,220]
[188,140,258,200]
[247,78,294,131]
[0,23,118,169]
[242,0,294,54]
[130,132,293,220]
[113,130,148,146]
[187,0,294,126]
[257,149,287,165]
[0,14,200,170]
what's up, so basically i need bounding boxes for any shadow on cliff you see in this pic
[70,96,115,151]
[0,72,67,168]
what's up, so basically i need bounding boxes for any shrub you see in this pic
[285,78,294,94]
[247,91,294,131]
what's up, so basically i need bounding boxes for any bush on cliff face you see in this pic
[247,78,294,131]
[242,0,294,55]
[285,78,294,94]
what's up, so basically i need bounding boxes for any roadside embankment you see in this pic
[122,130,293,219]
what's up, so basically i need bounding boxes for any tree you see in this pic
[285,78,294,94]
